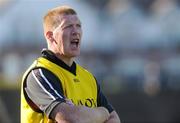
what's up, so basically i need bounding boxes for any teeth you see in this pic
[71,39,79,43]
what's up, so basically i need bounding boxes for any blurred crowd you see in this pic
[0,0,180,96]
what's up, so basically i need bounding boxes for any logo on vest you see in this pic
[71,98,97,107]
[73,78,80,83]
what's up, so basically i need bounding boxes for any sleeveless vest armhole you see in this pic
[23,66,65,113]
[23,67,45,113]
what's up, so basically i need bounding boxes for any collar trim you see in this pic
[41,49,76,75]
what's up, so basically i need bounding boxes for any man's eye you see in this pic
[66,25,73,28]
[62,25,71,29]
[63,24,81,29]
[77,24,81,28]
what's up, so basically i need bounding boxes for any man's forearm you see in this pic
[52,103,110,123]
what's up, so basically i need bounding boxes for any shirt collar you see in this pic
[41,49,76,75]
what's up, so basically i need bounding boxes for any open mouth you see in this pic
[71,39,79,46]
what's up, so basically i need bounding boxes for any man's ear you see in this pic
[45,31,54,42]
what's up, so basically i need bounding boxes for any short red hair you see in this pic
[43,5,77,34]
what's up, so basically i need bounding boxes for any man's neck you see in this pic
[55,53,74,67]
[47,48,74,66]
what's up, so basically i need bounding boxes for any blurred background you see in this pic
[0,0,180,122]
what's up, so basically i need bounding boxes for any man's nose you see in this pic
[72,26,80,35]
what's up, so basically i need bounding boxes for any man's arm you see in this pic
[25,68,110,123]
[96,80,121,123]
[51,103,110,123]
[105,111,121,123]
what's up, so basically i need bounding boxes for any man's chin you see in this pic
[69,52,80,58]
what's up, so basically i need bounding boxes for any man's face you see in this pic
[53,14,82,58]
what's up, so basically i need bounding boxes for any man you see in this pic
[21,5,120,123]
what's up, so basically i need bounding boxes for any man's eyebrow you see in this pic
[60,23,71,28]
[59,21,67,28]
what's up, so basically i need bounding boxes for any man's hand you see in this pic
[104,111,121,123]
[52,103,110,123]
[93,107,110,122]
